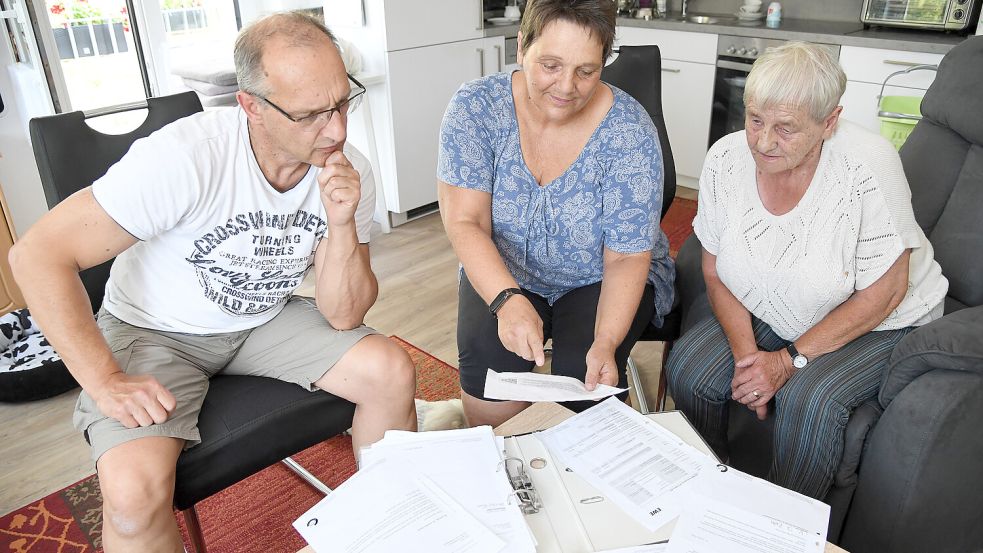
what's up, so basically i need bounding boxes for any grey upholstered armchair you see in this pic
[672,36,983,553]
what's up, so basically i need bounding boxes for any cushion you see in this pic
[919,36,983,149]
[182,77,238,97]
[880,305,983,407]
[198,92,238,108]
[171,57,237,86]
[0,308,78,402]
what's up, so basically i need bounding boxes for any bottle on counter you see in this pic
[766,1,782,27]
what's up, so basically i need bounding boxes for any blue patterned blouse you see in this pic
[437,72,674,326]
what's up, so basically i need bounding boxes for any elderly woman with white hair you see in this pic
[664,42,948,499]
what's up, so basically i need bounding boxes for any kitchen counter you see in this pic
[484,16,969,55]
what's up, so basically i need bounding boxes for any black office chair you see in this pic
[29,91,356,553]
[603,45,681,414]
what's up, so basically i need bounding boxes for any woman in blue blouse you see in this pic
[437,0,674,426]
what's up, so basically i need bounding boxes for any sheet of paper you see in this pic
[360,426,536,553]
[666,497,827,553]
[293,458,505,553]
[537,397,715,532]
[599,545,668,553]
[483,368,627,402]
[676,464,830,552]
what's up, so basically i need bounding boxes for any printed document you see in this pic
[360,426,536,552]
[600,545,668,553]
[667,464,830,553]
[293,458,505,553]
[536,397,714,532]
[483,368,627,402]
[667,497,827,553]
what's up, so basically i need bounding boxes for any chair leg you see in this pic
[281,456,333,496]
[182,505,208,553]
[655,340,675,412]
[626,355,650,415]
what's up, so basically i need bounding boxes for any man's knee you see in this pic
[98,446,178,538]
[356,337,417,398]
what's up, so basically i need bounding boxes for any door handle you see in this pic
[883,59,923,67]
[494,45,502,72]
[661,67,681,73]
[477,48,485,76]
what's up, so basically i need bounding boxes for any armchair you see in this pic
[671,36,983,552]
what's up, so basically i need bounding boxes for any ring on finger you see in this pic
[752,390,761,399]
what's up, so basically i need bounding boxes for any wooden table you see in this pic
[298,402,848,553]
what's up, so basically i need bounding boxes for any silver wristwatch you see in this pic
[786,343,808,369]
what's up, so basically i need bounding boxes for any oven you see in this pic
[707,36,840,148]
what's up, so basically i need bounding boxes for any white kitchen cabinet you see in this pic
[382,0,483,51]
[331,0,507,224]
[657,60,716,185]
[838,45,944,134]
[614,26,717,187]
[386,36,503,220]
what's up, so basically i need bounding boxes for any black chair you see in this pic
[603,45,680,413]
[29,91,356,552]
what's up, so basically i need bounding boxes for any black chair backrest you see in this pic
[28,91,203,312]
[603,45,677,218]
[898,36,983,313]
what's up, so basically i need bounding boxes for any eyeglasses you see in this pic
[255,74,366,130]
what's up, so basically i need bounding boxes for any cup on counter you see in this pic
[504,4,521,19]
[741,0,763,12]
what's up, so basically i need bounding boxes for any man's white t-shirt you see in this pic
[693,120,948,341]
[92,107,376,334]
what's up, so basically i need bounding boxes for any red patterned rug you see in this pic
[0,337,459,553]
[663,197,697,258]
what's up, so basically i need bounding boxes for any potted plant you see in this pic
[50,0,128,59]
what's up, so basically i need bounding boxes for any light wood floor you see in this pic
[0,197,690,514]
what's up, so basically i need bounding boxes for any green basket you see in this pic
[878,95,922,150]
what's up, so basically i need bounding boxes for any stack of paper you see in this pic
[535,397,830,553]
[537,397,716,533]
[293,426,536,553]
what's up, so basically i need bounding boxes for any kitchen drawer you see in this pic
[615,26,717,64]
[839,46,943,89]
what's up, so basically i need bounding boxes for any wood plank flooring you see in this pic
[0,200,684,514]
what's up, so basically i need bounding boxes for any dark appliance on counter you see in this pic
[483,0,525,19]
[861,0,980,31]
[707,36,840,148]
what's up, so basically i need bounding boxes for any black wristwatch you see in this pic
[786,343,809,369]
[489,288,523,318]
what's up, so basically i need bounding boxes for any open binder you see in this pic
[502,411,717,553]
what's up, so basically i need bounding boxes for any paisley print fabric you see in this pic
[437,72,674,324]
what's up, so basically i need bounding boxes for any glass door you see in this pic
[708,61,753,148]
[149,0,239,100]
[39,0,148,112]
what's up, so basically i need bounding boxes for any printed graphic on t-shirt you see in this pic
[185,209,327,316]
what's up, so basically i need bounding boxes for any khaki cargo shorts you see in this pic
[73,296,377,461]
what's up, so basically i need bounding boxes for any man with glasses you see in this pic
[10,12,416,552]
